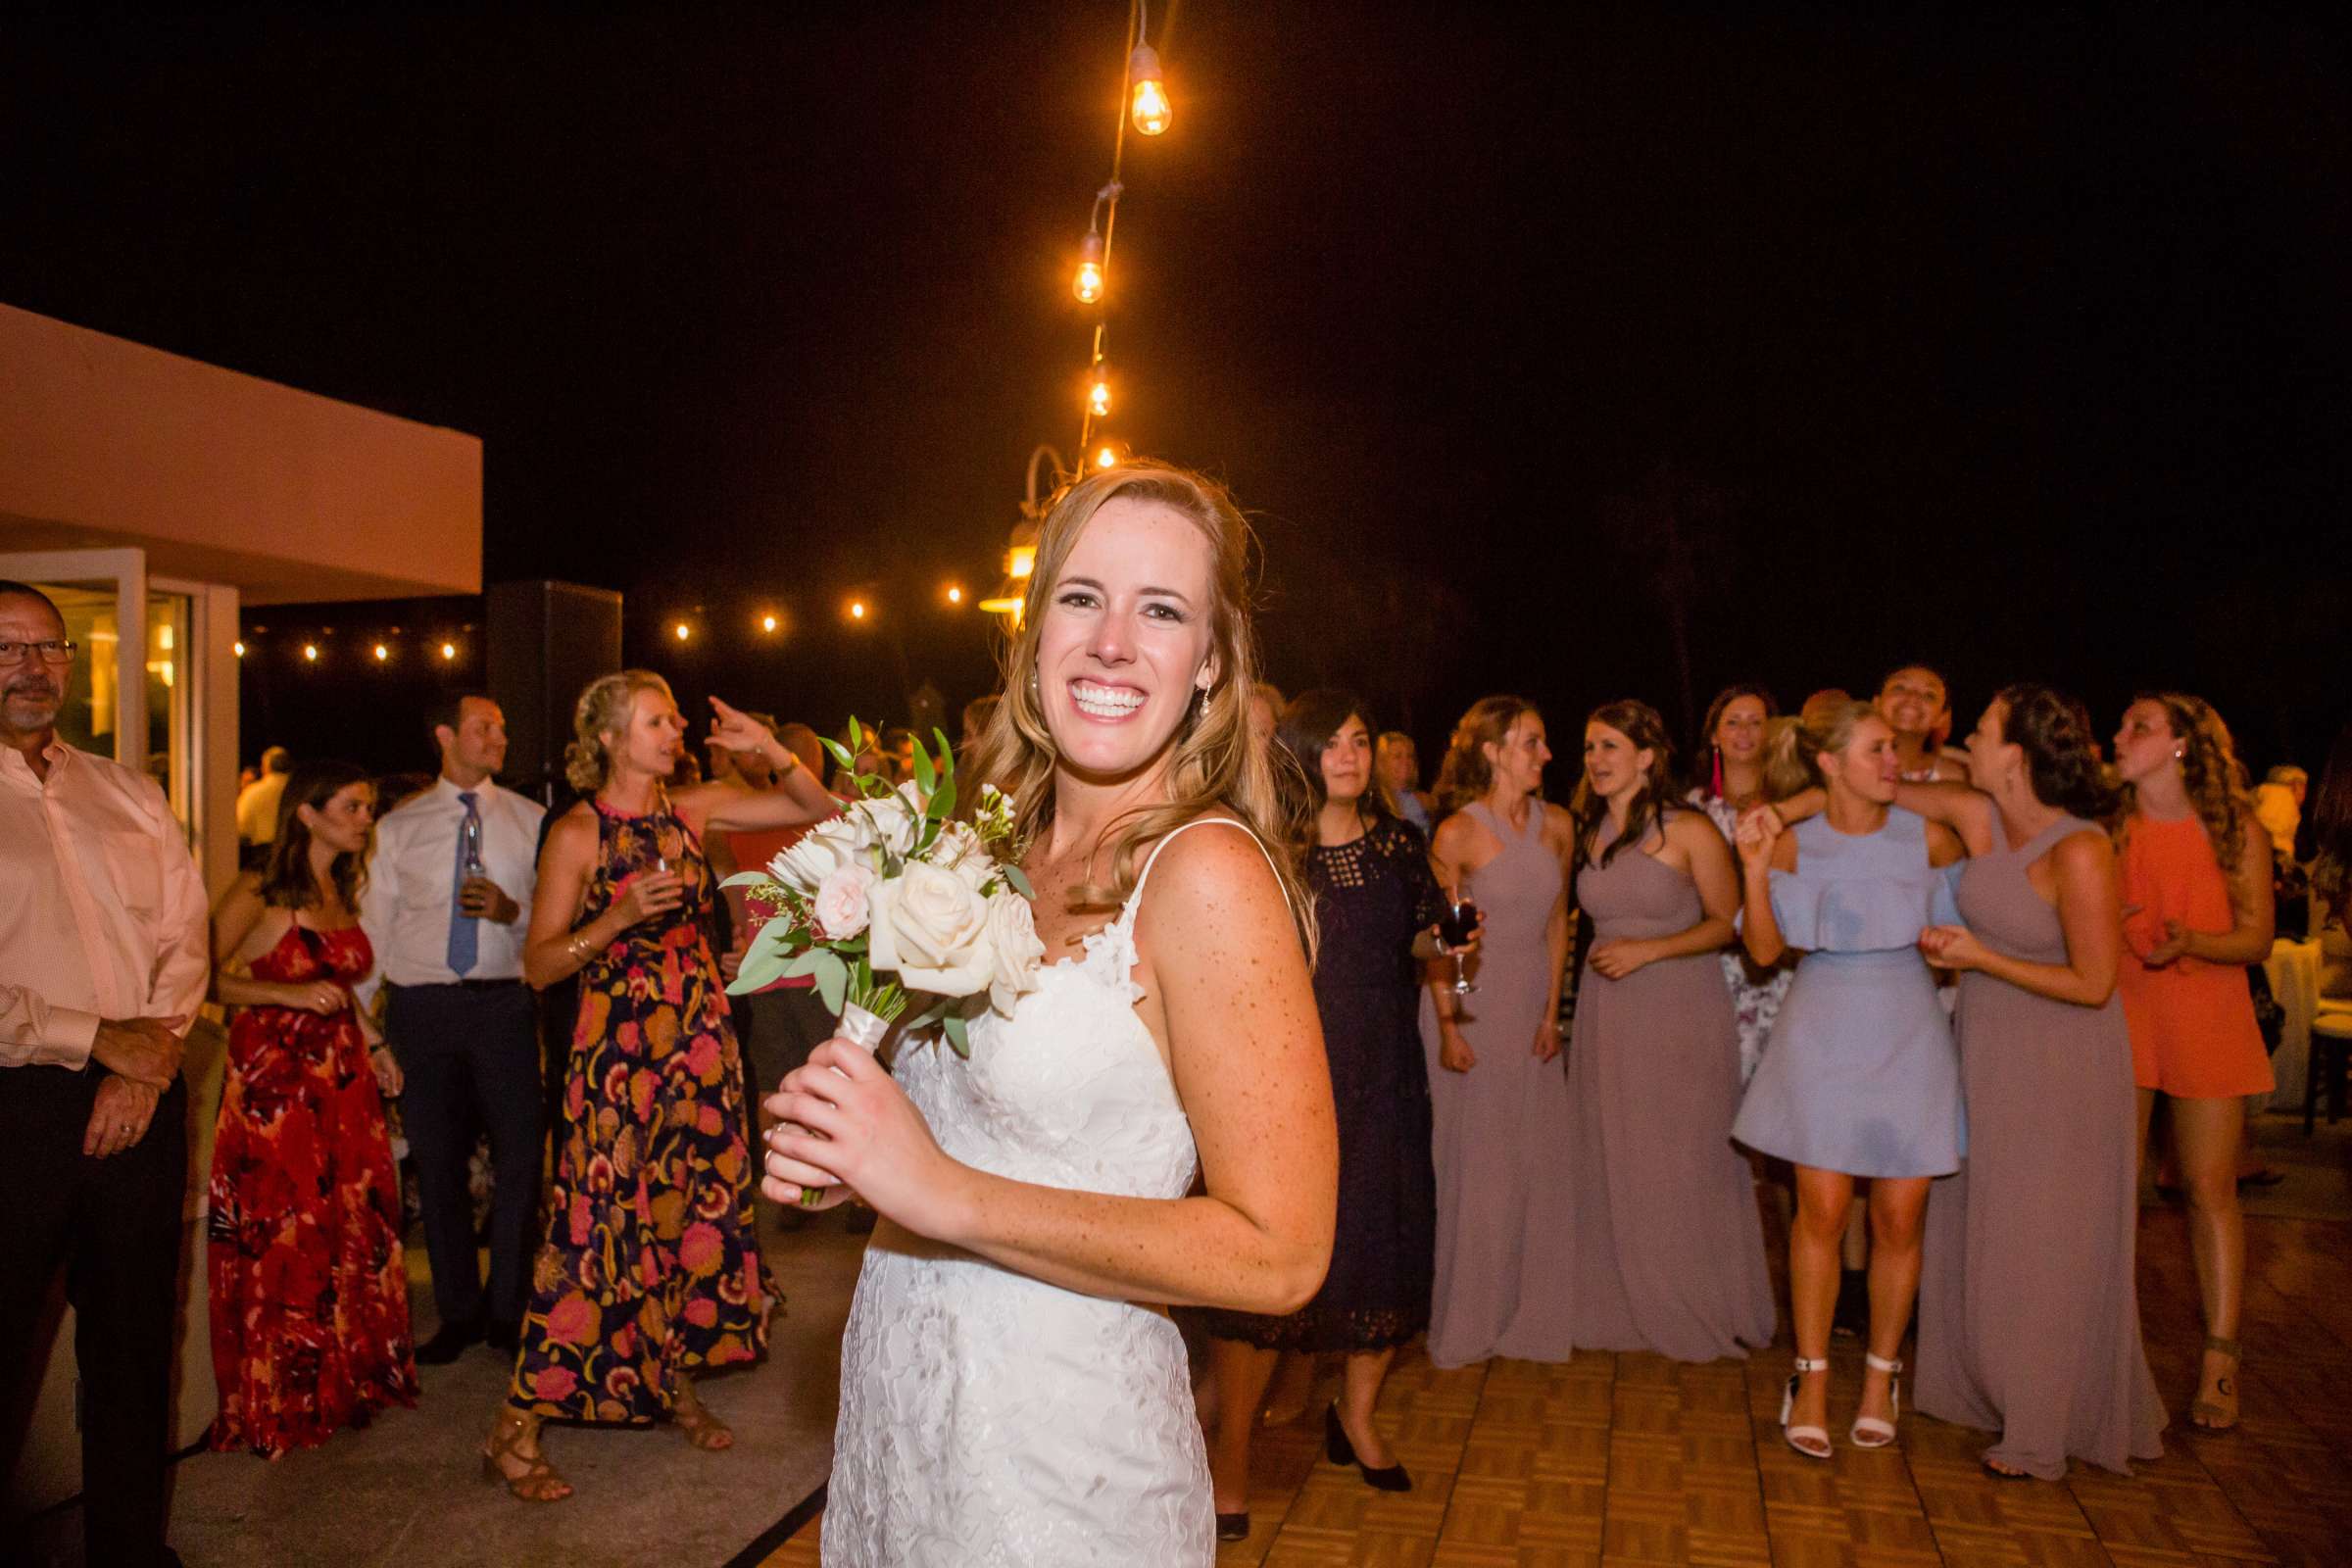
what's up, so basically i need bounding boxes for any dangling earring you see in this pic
[1028,668,1041,697]
[1710,745,1725,801]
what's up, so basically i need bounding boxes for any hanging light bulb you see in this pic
[1073,230,1105,304]
[440,641,457,662]
[1129,44,1171,136]
[1087,362,1113,418]
[1093,440,1129,470]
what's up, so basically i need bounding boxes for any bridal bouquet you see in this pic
[723,720,1043,1058]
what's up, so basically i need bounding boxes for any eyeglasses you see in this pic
[0,640,77,666]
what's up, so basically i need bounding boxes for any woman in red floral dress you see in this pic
[208,760,416,1458]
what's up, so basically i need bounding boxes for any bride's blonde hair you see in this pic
[966,461,1312,951]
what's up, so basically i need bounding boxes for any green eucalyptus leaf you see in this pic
[729,945,794,995]
[1004,864,1036,900]
[813,951,850,1014]
[719,870,774,890]
[943,1013,971,1059]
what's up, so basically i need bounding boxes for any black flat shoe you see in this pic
[416,1317,484,1365]
[1325,1403,1411,1492]
[1215,1511,1250,1542]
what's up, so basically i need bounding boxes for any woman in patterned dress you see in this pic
[1688,684,1793,1085]
[208,760,417,1457]
[480,671,835,1500]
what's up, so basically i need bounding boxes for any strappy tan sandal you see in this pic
[674,1380,735,1450]
[481,1407,572,1502]
[2190,1335,2241,1434]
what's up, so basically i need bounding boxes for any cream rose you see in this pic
[811,864,877,940]
[867,861,993,997]
[982,889,1047,1016]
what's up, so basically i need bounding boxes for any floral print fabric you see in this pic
[509,797,777,1422]
[208,922,417,1458]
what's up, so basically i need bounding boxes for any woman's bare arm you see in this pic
[1925,831,2122,1004]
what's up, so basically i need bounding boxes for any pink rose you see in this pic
[533,1366,578,1403]
[812,863,876,940]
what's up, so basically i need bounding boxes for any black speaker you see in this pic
[487,579,622,804]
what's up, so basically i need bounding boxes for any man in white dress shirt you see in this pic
[357,693,545,1362]
[0,582,206,1567]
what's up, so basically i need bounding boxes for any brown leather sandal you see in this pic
[2189,1335,2241,1434]
[481,1407,573,1501]
[674,1381,735,1450]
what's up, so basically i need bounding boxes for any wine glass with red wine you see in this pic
[1440,870,1480,995]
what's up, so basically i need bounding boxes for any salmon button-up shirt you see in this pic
[0,738,211,1068]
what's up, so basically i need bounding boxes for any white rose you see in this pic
[854,789,923,858]
[811,864,877,940]
[982,889,1047,1017]
[928,821,995,888]
[867,861,993,997]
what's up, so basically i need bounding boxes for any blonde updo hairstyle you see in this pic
[964,461,1312,942]
[1763,697,1882,802]
[1433,695,1541,813]
[565,668,675,794]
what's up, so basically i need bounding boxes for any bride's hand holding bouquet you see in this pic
[724,721,1045,1207]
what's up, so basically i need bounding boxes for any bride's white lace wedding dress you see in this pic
[822,822,1248,1566]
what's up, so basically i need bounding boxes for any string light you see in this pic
[1086,362,1112,418]
[1073,230,1105,304]
[673,621,692,643]
[760,612,779,633]
[303,643,318,662]
[849,600,868,621]
[1093,440,1129,470]
[372,643,389,662]
[440,642,457,662]
[1128,44,1171,136]
[233,640,246,658]
[944,584,964,606]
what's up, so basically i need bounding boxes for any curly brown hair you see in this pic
[2113,692,2256,871]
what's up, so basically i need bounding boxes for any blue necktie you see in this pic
[446,791,480,975]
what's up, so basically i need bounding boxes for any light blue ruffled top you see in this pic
[1767,808,1958,953]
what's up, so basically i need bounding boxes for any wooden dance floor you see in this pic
[765,1120,2352,1567]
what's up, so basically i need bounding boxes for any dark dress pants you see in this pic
[0,1065,188,1568]
[384,983,542,1329]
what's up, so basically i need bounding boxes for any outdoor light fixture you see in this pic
[850,600,867,621]
[303,644,318,662]
[674,622,692,642]
[440,642,457,662]
[373,643,389,662]
[945,584,964,605]
[760,612,779,633]
[1129,45,1171,136]
[1087,364,1113,418]
[1074,231,1105,304]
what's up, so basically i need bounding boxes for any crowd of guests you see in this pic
[8,555,2351,1559]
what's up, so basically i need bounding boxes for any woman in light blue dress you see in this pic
[1731,700,1964,1462]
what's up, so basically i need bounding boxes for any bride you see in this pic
[760,461,1339,1565]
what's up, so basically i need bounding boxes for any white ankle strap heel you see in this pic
[1781,1357,1831,1459]
[1850,1352,1903,1448]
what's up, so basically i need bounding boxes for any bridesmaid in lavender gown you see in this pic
[1420,697,1577,1367]
[1563,702,1775,1360]
[1909,686,2166,1478]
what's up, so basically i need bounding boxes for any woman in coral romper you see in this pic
[2111,694,2274,1433]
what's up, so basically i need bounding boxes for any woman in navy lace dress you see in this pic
[1196,691,1466,1538]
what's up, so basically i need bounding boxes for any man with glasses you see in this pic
[0,581,208,1568]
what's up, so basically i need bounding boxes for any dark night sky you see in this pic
[5,4,2345,780]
